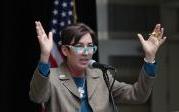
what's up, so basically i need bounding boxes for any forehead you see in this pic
[78,33,93,44]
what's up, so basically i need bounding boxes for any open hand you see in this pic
[35,21,53,62]
[137,24,167,62]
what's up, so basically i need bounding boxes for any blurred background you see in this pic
[1,0,179,112]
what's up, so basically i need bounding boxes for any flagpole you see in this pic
[73,0,77,23]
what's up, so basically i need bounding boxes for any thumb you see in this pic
[137,33,145,45]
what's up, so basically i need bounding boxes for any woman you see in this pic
[29,21,166,112]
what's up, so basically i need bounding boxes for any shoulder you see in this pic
[86,67,103,78]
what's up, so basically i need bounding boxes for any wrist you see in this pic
[144,57,155,63]
[40,53,50,63]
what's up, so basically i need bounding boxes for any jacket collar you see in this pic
[57,62,101,98]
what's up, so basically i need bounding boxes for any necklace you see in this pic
[78,77,86,98]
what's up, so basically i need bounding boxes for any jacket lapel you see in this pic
[57,63,101,99]
[62,78,80,98]
[86,68,101,99]
[57,63,80,98]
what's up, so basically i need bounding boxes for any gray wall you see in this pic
[96,0,179,112]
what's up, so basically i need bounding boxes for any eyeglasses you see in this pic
[65,44,97,54]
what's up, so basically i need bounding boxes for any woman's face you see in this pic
[65,33,96,71]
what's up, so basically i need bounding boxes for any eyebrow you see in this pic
[76,42,93,45]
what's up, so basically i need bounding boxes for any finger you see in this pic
[48,32,53,42]
[35,21,41,35]
[161,28,164,35]
[159,36,167,45]
[38,21,46,35]
[36,21,43,35]
[137,33,145,45]
[35,21,46,40]
[151,24,163,39]
[153,24,161,33]
[156,24,161,32]
[158,28,164,40]
[36,21,44,36]
[35,21,44,40]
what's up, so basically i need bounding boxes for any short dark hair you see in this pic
[60,23,97,45]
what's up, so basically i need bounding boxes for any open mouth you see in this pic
[79,59,90,65]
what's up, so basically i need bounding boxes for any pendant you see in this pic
[78,87,84,98]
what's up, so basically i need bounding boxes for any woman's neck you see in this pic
[67,63,85,77]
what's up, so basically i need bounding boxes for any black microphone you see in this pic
[88,60,115,70]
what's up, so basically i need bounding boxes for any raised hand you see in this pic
[137,24,167,62]
[35,21,53,63]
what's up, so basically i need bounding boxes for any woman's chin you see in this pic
[78,64,88,70]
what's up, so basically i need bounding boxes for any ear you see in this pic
[61,45,68,56]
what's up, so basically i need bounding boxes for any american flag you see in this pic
[49,0,76,67]
[39,0,76,111]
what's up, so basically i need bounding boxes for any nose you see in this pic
[82,47,89,55]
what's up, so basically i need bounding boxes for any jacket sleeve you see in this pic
[29,68,51,103]
[110,65,156,104]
